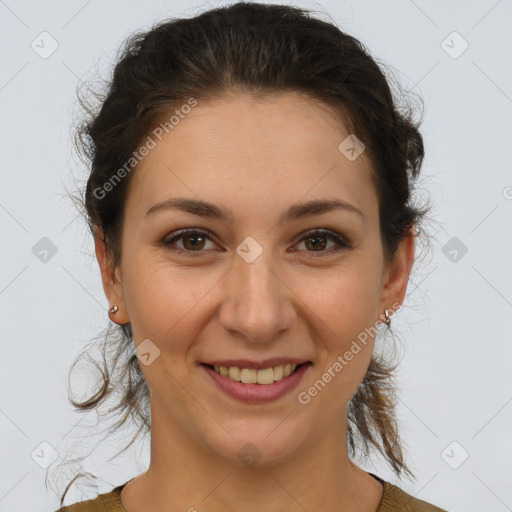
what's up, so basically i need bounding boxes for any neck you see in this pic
[120,402,383,512]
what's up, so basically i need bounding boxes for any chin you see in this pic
[205,426,306,470]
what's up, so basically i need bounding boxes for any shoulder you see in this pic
[54,484,126,512]
[379,480,448,512]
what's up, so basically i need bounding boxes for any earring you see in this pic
[109,305,118,315]
[384,309,391,328]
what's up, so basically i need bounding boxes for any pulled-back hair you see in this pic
[55,1,435,506]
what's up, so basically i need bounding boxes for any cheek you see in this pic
[123,258,217,346]
[310,298,378,409]
[304,266,381,340]
[307,269,381,392]
[121,263,215,395]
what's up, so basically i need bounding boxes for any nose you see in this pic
[218,250,296,343]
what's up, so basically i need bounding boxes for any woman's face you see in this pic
[97,91,413,467]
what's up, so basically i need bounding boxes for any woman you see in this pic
[55,2,447,510]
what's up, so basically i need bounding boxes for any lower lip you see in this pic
[201,363,311,404]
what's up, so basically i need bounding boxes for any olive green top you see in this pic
[56,474,448,511]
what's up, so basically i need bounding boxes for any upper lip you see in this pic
[202,358,311,370]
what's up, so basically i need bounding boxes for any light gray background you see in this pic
[1,1,511,511]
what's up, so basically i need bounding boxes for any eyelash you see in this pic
[161,228,350,258]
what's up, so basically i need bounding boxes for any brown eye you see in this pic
[181,233,207,250]
[294,229,349,256]
[304,233,328,251]
[162,229,216,256]
[161,228,349,258]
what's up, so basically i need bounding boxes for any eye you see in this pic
[161,228,350,258]
[292,229,350,258]
[161,228,217,257]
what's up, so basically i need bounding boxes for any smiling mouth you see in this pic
[202,362,310,385]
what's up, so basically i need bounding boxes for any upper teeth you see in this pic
[213,364,298,385]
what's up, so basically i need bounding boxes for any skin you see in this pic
[95,91,415,512]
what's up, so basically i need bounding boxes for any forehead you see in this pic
[125,91,377,225]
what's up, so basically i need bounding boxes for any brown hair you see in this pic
[55,1,435,506]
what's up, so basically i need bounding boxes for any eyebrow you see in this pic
[144,197,365,224]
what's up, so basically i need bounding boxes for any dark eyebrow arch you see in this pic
[144,197,364,224]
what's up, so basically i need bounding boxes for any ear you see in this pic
[94,226,130,325]
[379,226,416,317]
